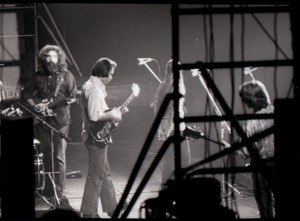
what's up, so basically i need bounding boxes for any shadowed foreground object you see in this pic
[274,99,300,221]
[141,177,237,220]
[1,117,35,219]
[40,209,81,220]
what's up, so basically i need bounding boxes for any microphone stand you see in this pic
[138,58,162,84]
[143,62,162,84]
[191,69,231,137]
[197,133,226,146]
[17,102,71,209]
[191,69,235,202]
[17,102,72,143]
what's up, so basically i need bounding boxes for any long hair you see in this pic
[158,59,186,96]
[239,80,271,112]
[91,57,117,78]
[37,45,67,72]
[153,59,186,114]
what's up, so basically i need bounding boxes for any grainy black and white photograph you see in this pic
[0,2,299,220]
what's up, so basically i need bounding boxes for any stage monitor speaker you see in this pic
[0,117,35,219]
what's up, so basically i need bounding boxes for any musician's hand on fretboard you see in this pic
[119,106,129,114]
[34,102,55,117]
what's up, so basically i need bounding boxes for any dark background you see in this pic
[0,3,298,219]
[33,4,293,144]
[0,3,294,169]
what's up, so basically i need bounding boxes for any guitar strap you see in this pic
[54,70,66,97]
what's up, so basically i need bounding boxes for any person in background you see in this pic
[152,59,192,186]
[238,80,275,218]
[22,44,77,209]
[79,57,128,218]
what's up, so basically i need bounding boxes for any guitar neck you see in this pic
[119,93,135,113]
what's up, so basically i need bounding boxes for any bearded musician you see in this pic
[22,45,77,207]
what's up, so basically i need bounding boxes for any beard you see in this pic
[41,58,59,74]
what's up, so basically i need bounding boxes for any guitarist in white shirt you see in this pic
[79,57,128,218]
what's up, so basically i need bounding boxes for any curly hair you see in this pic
[37,45,67,72]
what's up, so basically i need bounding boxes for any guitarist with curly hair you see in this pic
[22,44,78,208]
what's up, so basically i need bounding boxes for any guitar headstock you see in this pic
[131,83,140,97]
[183,125,204,140]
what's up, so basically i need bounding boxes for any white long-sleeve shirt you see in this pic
[80,76,109,136]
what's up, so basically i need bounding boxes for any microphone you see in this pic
[244,67,262,81]
[137,58,153,65]
[244,67,262,75]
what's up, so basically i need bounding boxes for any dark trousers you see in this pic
[80,143,118,215]
[252,158,275,218]
[35,124,69,196]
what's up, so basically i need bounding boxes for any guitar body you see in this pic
[91,118,119,144]
[90,83,140,145]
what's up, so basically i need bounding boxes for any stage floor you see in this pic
[34,138,260,219]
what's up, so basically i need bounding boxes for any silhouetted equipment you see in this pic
[140,177,237,220]
[40,208,80,220]
[1,117,35,219]
[274,99,300,221]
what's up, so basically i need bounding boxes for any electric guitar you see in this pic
[91,83,140,144]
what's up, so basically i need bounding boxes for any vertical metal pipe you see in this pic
[33,3,38,71]
[171,3,182,182]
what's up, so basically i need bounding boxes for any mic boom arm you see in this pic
[191,69,231,137]
[137,58,162,84]
[17,101,72,142]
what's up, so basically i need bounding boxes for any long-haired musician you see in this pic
[22,44,77,208]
